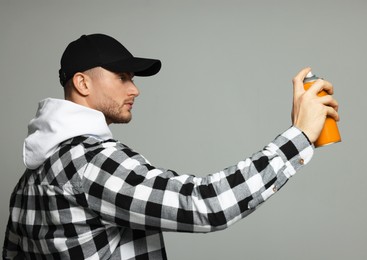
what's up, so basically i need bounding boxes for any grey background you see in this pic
[1,0,366,259]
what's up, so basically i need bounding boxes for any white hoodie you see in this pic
[23,98,113,169]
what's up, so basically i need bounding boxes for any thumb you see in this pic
[292,67,312,95]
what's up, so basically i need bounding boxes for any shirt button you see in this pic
[272,186,277,192]
[299,158,304,165]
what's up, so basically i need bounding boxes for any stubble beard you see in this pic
[99,99,132,124]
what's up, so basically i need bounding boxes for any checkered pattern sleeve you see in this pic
[82,126,313,232]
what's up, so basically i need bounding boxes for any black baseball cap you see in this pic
[59,33,161,86]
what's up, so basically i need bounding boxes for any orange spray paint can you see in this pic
[303,72,341,147]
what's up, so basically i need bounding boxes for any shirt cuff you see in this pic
[269,126,314,177]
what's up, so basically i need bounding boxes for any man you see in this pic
[3,33,339,259]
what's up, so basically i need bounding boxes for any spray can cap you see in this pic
[303,71,319,83]
[305,71,314,78]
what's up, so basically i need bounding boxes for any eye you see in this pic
[119,73,134,82]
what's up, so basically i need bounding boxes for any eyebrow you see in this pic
[117,72,134,78]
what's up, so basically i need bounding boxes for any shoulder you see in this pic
[78,136,150,169]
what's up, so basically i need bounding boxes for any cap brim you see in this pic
[102,57,161,77]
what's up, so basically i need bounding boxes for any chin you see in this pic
[105,114,132,125]
[115,116,132,124]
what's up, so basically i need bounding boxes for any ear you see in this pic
[72,72,91,96]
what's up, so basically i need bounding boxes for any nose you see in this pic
[129,81,140,97]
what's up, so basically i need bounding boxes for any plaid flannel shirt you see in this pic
[3,126,313,259]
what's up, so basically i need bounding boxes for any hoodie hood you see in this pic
[23,98,113,169]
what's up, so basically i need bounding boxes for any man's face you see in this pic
[88,68,139,124]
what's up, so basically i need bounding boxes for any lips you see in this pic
[124,101,134,110]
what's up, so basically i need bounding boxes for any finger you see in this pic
[324,99,339,115]
[308,79,334,95]
[326,106,340,121]
[292,67,312,94]
[319,95,338,107]
[293,67,312,82]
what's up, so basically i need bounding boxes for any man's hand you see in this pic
[291,67,340,143]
